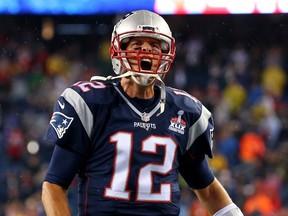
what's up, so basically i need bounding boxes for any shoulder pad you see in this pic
[166,87,201,113]
[67,80,115,105]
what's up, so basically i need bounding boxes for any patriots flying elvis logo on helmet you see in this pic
[50,112,74,139]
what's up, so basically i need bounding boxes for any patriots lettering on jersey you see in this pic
[134,122,157,131]
[50,112,74,139]
[168,110,186,135]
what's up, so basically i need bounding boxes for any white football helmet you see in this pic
[91,10,175,115]
[110,10,176,86]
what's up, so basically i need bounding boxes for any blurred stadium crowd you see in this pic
[0,14,288,216]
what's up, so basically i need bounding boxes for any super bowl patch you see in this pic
[168,110,186,135]
[50,112,74,139]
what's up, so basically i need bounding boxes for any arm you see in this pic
[42,181,72,216]
[41,145,84,216]
[194,178,243,216]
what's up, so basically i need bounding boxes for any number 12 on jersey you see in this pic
[104,131,177,202]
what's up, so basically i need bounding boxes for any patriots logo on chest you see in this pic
[50,112,74,138]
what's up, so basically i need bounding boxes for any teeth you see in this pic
[142,58,151,63]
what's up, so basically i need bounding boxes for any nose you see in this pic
[141,42,152,52]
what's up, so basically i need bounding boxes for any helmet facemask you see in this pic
[110,32,174,86]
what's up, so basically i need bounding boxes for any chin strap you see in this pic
[90,72,166,116]
[155,75,166,116]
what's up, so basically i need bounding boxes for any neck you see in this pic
[120,77,154,99]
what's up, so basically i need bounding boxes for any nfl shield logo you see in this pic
[141,113,150,122]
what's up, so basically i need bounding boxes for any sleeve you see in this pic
[179,102,215,189]
[44,145,84,189]
[186,103,214,159]
[43,87,91,156]
[178,152,215,189]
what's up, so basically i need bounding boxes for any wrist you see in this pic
[213,203,244,216]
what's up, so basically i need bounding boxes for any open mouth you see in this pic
[140,59,152,71]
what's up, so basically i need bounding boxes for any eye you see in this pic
[130,41,141,50]
[152,43,161,53]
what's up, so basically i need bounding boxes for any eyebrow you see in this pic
[130,38,161,46]
[130,37,160,43]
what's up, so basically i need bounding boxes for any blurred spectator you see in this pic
[243,179,276,216]
[189,198,209,216]
[216,125,240,168]
[262,65,287,99]
[238,130,266,164]
[6,128,25,160]
[251,90,282,149]
[222,76,247,115]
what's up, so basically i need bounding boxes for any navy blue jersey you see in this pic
[44,80,215,216]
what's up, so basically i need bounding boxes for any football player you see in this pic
[42,10,243,216]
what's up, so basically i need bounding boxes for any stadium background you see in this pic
[0,1,288,215]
